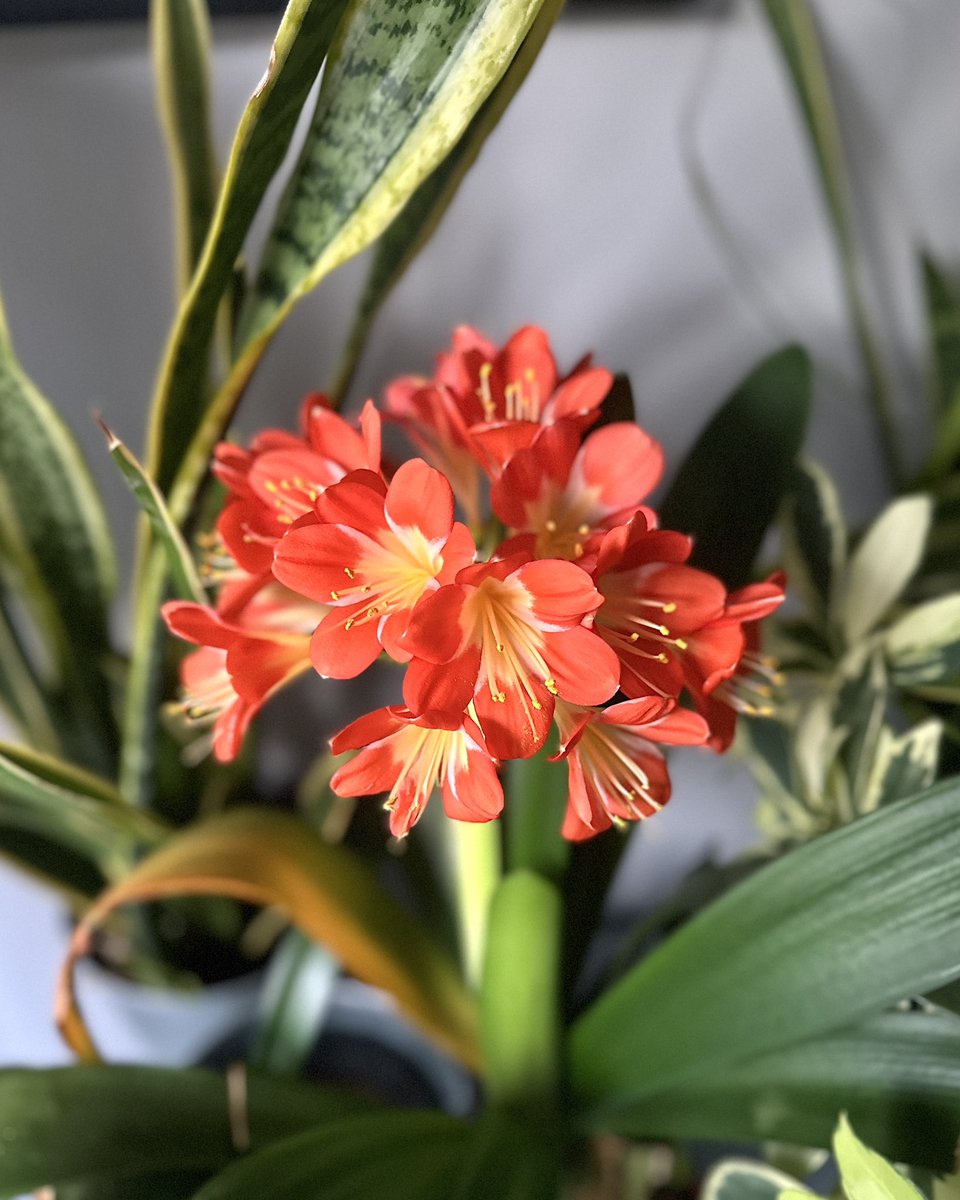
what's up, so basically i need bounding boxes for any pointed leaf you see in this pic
[837,496,932,645]
[834,1113,925,1200]
[56,808,479,1071]
[0,292,116,728]
[147,0,351,495]
[0,593,60,752]
[922,256,960,420]
[188,1110,466,1200]
[781,458,846,619]
[331,0,563,398]
[449,1109,562,1200]
[590,1009,960,1173]
[0,740,167,877]
[151,0,218,292]
[865,721,941,811]
[659,346,811,589]
[99,419,205,603]
[0,1065,367,1197]
[569,779,960,1115]
[885,594,960,686]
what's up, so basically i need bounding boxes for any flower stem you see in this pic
[450,818,502,989]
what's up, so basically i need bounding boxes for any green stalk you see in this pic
[449,818,502,989]
[480,870,562,1113]
[119,546,168,809]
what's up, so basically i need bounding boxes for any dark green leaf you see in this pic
[450,1109,562,1200]
[151,0,218,292]
[659,346,811,589]
[188,1110,466,1200]
[330,0,564,399]
[0,292,116,750]
[590,1009,960,1172]
[569,779,960,1115]
[147,0,350,495]
[0,1065,368,1197]
[0,593,60,752]
[922,255,960,422]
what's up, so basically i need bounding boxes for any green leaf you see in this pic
[449,1109,561,1200]
[865,721,942,811]
[886,594,960,686]
[146,0,351,496]
[781,458,846,620]
[0,1065,368,1197]
[481,870,561,1113]
[591,1009,960,1172]
[0,740,167,879]
[188,1110,466,1200]
[151,0,218,293]
[58,808,479,1071]
[249,927,339,1077]
[834,1112,926,1200]
[0,593,60,752]
[659,346,811,589]
[569,779,960,1116]
[760,0,901,486]
[923,256,960,421]
[0,292,116,744]
[100,419,206,603]
[836,496,932,646]
[702,1160,808,1200]
[330,0,564,399]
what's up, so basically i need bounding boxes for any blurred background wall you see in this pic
[0,0,957,1061]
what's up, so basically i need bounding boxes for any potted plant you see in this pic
[1,0,960,1198]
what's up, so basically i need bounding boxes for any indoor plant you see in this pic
[0,1,959,1198]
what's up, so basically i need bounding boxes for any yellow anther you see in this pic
[495,642,504,652]
[674,638,688,651]
[344,618,354,630]
[265,481,278,493]
[544,677,558,695]
[629,632,640,642]
[277,514,294,525]
[658,624,670,636]
[308,489,318,502]
[532,698,542,710]
[657,653,669,663]
[344,567,355,578]
[662,602,677,613]
[330,590,340,600]
[577,523,590,535]
[545,519,558,532]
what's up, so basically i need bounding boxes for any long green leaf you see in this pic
[589,1009,960,1172]
[0,593,60,752]
[146,0,349,495]
[659,345,811,589]
[761,0,901,485]
[331,0,565,399]
[449,1109,561,1200]
[99,418,205,603]
[834,1112,925,1200]
[0,1065,367,1197]
[188,1110,466,1200]
[780,458,846,622]
[569,778,960,1114]
[0,741,167,879]
[57,808,479,1071]
[151,0,218,293]
[167,0,549,524]
[923,255,960,422]
[0,291,116,745]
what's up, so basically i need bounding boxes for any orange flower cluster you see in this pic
[164,326,783,840]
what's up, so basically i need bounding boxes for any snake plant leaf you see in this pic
[569,778,960,1117]
[834,1113,926,1200]
[923,256,960,420]
[56,808,479,1071]
[836,495,931,646]
[448,1109,562,1200]
[0,293,116,730]
[330,0,564,400]
[659,345,811,589]
[99,419,205,604]
[0,1065,368,1198]
[781,458,846,620]
[702,1160,808,1200]
[187,1110,467,1200]
[147,0,350,497]
[241,0,548,350]
[0,594,60,753]
[151,0,218,293]
[885,594,960,687]
[589,1009,960,1173]
[0,741,166,881]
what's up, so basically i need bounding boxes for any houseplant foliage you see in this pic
[1,1,960,1199]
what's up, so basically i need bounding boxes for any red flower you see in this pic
[330,706,503,838]
[552,696,709,841]
[272,460,476,679]
[163,589,316,762]
[385,325,612,524]
[491,420,663,562]
[213,395,381,576]
[401,555,621,759]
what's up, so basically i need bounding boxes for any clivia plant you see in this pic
[1,1,960,1198]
